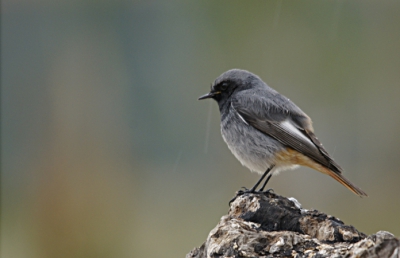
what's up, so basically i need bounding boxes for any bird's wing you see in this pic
[231,91,343,174]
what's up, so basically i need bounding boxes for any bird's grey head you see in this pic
[198,69,263,107]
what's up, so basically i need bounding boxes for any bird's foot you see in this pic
[260,188,274,194]
[260,188,275,197]
[229,188,275,206]
[228,187,254,206]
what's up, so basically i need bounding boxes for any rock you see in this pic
[186,191,400,258]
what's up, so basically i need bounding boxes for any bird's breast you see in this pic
[220,107,288,174]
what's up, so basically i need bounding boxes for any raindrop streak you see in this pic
[332,145,337,158]
[330,0,343,40]
[204,100,213,154]
[273,0,283,30]
[270,0,282,74]
[172,150,183,174]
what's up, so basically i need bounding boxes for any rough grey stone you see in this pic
[186,191,399,258]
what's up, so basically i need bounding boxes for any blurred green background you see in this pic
[2,1,400,257]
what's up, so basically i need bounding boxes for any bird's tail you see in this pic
[296,152,368,197]
[276,148,368,197]
[325,169,368,197]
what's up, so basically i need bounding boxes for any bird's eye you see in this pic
[220,82,228,91]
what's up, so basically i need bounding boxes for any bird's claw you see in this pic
[261,188,274,194]
[229,187,254,206]
[229,188,275,206]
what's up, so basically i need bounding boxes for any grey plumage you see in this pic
[199,69,367,197]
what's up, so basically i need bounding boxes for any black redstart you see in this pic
[199,69,367,197]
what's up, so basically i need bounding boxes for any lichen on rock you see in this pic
[186,191,399,258]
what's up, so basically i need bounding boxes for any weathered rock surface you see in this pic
[186,191,400,258]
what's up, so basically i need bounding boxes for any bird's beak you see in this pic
[198,91,221,100]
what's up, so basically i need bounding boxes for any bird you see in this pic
[198,69,367,197]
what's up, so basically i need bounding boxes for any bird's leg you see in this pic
[229,165,275,206]
[249,165,275,192]
[258,174,272,192]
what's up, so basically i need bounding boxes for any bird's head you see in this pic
[198,69,261,105]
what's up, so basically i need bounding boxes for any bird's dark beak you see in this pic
[198,91,220,100]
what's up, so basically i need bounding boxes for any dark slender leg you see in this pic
[259,174,272,192]
[249,165,275,192]
[229,165,275,205]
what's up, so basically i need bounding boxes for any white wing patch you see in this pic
[237,113,249,125]
[231,103,249,125]
[279,120,314,146]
